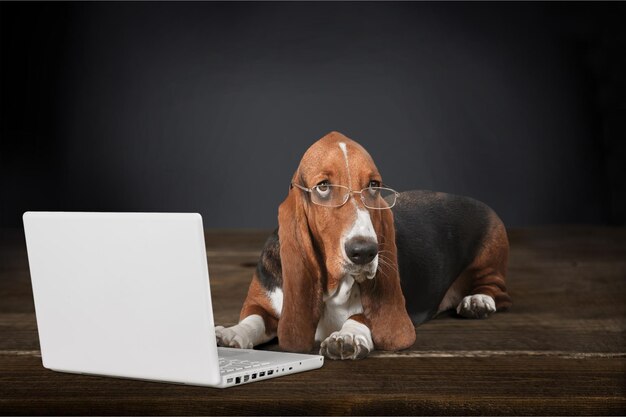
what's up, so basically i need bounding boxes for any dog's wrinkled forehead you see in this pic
[296,131,380,187]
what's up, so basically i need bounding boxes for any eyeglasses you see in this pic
[291,182,399,209]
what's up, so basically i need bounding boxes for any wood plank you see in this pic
[0,354,623,415]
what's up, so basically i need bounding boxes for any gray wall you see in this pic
[2,2,625,228]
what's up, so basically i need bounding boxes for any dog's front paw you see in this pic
[457,294,496,319]
[320,331,371,360]
[215,325,253,349]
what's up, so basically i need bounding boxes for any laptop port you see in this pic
[235,377,241,384]
[267,370,274,375]
[259,372,265,377]
[244,375,249,382]
[251,373,257,379]
[227,378,233,384]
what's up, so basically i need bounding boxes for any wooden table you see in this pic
[1,227,624,415]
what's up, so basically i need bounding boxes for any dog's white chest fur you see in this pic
[314,275,364,342]
[267,276,364,343]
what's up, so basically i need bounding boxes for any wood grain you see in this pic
[0,227,625,415]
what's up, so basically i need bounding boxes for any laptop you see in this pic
[22,211,324,388]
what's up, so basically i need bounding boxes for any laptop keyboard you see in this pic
[219,358,270,375]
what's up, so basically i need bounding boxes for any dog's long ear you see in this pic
[360,208,416,351]
[276,184,324,353]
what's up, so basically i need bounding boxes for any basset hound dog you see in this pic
[215,131,512,360]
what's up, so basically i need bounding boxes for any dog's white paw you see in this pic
[320,331,371,360]
[319,319,374,360]
[215,325,253,349]
[456,294,496,319]
[214,315,273,349]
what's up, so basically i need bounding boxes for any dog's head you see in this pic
[277,131,415,353]
[290,131,395,286]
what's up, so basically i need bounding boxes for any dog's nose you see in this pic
[345,237,378,265]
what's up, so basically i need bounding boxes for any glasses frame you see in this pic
[291,182,399,209]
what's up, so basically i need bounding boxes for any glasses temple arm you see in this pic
[290,182,312,192]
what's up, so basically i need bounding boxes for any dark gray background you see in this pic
[2,2,625,229]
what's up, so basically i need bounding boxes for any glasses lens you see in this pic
[362,187,397,209]
[311,184,350,207]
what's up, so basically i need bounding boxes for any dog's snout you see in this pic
[345,237,378,265]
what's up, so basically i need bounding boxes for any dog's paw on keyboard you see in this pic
[215,325,253,349]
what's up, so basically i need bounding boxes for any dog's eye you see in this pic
[315,181,331,199]
[367,180,381,198]
[317,181,329,191]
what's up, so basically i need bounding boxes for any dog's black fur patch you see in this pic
[256,229,283,292]
[392,190,492,324]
